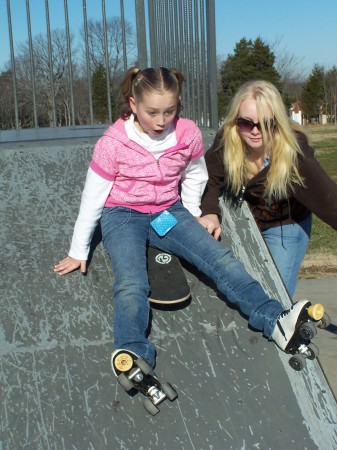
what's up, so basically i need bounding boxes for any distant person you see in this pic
[200,79,337,297]
[55,68,315,375]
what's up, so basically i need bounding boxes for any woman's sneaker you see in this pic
[271,300,312,352]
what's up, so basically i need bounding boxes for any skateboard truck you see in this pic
[126,367,167,405]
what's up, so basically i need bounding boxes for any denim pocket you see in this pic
[101,207,132,232]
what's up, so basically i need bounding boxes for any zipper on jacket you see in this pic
[239,185,246,204]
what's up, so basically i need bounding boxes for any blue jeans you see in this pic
[261,214,312,297]
[101,201,283,368]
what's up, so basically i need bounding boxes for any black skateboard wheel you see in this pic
[318,312,331,329]
[161,382,178,401]
[143,398,159,415]
[289,354,306,371]
[299,322,317,340]
[118,373,134,392]
[135,357,152,375]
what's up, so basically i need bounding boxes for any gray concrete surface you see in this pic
[295,277,337,401]
[1,128,336,449]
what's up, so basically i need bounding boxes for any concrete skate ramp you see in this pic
[1,129,336,450]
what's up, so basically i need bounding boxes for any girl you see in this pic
[55,68,315,373]
[200,80,337,297]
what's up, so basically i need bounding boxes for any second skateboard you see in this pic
[147,246,191,304]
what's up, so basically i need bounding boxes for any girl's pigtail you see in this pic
[121,67,140,101]
[119,67,141,120]
[170,68,185,91]
[170,68,185,114]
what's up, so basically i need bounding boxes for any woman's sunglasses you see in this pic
[236,117,276,133]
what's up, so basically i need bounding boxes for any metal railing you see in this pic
[1,0,217,131]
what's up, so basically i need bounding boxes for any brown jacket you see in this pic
[201,130,337,231]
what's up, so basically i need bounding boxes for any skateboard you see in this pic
[286,302,330,371]
[111,349,178,415]
[147,246,191,304]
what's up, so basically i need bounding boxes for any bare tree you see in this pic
[14,29,78,127]
[73,77,91,125]
[80,17,136,120]
[0,70,15,129]
[324,66,337,123]
[2,16,136,128]
[269,36,306,99]
[83,17,136,74]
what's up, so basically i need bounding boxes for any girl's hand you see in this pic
[197,214,222,240]
[54,256,87,276]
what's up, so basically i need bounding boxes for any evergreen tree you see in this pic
[300,64,325,121]
[324,66,337,122]
[218,38,282,121]
[92,63,109,123]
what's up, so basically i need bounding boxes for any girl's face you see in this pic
[237,98,270,152]
[129,91,178,136]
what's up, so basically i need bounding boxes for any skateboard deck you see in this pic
[147,246,191,304]
[285,301,328,371]
[111,349,178,415]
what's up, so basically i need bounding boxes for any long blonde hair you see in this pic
[222,80,304,200]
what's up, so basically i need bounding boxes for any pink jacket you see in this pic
[90,117,204,213]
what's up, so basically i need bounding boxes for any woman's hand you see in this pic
[54,256,87,276]
[197,214,222,240]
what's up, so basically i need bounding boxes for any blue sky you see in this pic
[215,0,337,75]
[1,0,336,76]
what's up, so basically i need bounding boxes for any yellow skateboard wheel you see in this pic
[307,303,324,321]
[114,353,133,372]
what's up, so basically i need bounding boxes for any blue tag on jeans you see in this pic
[150,211,177,236]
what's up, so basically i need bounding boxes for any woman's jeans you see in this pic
[101,201,283,367]
[261,214,312,298]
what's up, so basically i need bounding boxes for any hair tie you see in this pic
[132,69,142,81]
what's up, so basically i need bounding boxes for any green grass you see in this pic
[311,148,337,181]
[300,125,337,277]
[309,215,337,253]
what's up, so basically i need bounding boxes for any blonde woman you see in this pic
[200,80,337,296]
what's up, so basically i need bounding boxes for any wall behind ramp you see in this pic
[0,135,336,449]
